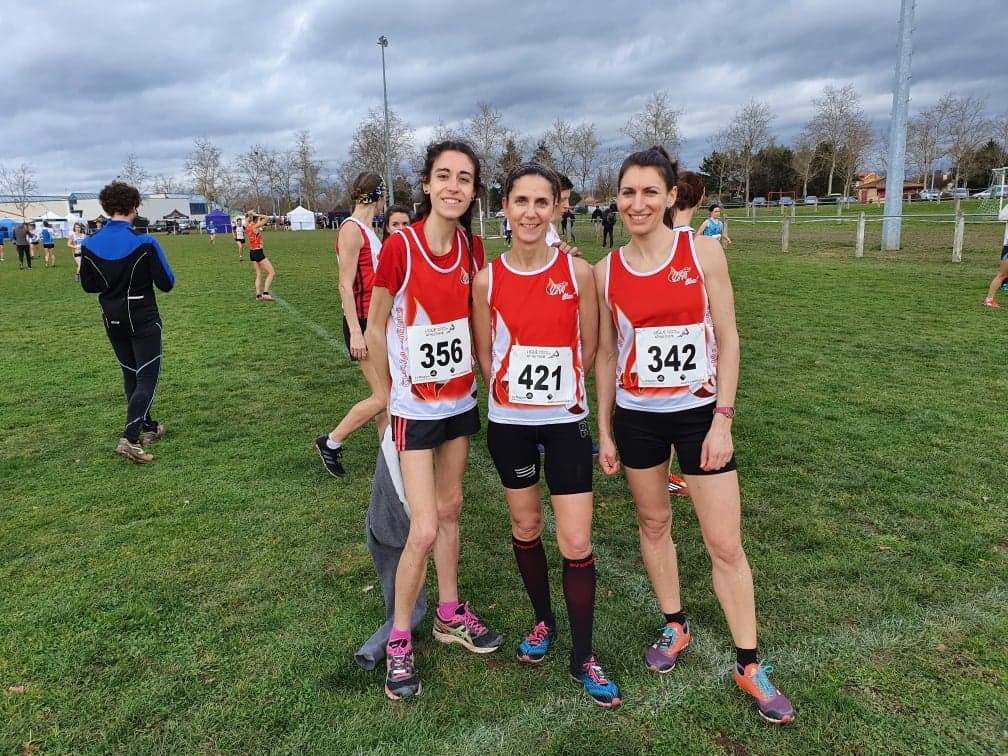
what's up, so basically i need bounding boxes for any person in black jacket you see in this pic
[80,181,175,463]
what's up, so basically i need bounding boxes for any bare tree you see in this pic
[571,123,600,193]
[906,106,944,187]
[791,131,817,198]
[294,129,322,209]
[149,175,186,194]
[119,153,149,191]
[216,167,242,212]
[238,145,277,213]
[807,83,865,194]
[720,100,774,204]
[937,93,990,188]
[622,91,684,159]
[544,118,578,178]
[995,112,1008,151]
[348,109,414,185]
[465,102,508,212]
[185,138,224,205]
[0,163,38,219]
[837,115,874,197]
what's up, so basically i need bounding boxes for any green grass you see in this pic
[1,218,1006,755]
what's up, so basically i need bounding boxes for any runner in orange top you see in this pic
[245,211,275,300]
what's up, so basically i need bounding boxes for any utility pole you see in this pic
[378,35,395,206]
[882,0,915,251]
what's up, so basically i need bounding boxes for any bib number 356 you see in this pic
[407,318,472,383]
[634,324,708,387]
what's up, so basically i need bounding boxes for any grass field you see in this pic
[1,207,1006,755]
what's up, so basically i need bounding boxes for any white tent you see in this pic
[33,210,70,238]
[287,205,316,231]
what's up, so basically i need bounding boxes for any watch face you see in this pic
[716,406,735,418]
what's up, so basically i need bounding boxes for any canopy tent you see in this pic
[32,211,70,238]
[0,218,21,238]
[204,209,231,233]
[162,209,189,219]
[287,205,315,231]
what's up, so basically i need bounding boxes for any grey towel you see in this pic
[354,434,427,670]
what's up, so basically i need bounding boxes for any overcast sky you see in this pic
[4,0,1005,194]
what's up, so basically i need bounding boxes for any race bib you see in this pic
[406,317,472,383]
[634,323,708,387]
[507,346,575,405]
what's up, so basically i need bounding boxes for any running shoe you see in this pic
[260,292,274,301]
[432,602,503,653]
[516,621,555,665]
[140,423,166,445]
[255,293,264,300]
[668,473,690,497]
[314,435,345,478]
[983,298,1000,308]
[384,640,421,700]
[734,662,794,724]
[570,656,622,708]
[644,620,691,673]
[115,437,153,464]
[1001,282,1008,291]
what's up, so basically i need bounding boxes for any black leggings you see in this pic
[17,245,31,267]
[107,321,163,442]
[602,227,614,247]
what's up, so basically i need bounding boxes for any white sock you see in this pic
[325,438,342,450]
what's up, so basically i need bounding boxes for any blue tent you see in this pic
[0,218,22,239]
[204,210,231,233]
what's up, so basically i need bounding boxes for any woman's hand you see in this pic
[699,418,734,471]
[597,435,621,476]
[349,332,367,360]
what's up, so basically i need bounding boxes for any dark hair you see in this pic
[708,202,721,213]
[417,139,483,251]
[618,146,679,228]
[383,203,413,240]
[674,171,706,210]
[501,162,560,203]
[556,173,574,192]
[351,172,385,206]
[98,181,142,217]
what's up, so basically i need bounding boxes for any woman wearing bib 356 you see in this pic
[366,141,502,700]
[471,163,620,708]
[594,147,794,724]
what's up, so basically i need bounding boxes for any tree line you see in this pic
[4,86,1006,217]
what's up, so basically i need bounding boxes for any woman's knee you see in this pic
[510,513,543,542]
[706,535,747,569]
[557,532,592,560]
[637,508,672,542]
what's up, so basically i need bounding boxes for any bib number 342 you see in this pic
[407,317,472,383]
[634,324,708,387]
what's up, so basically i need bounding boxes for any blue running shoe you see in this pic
[571,656,622,708]
[517,621,555,665]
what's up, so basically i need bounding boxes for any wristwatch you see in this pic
[713,406,736,419]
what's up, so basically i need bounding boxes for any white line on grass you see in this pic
[273,295,346,354]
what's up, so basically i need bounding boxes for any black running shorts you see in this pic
[487,418,593,495]
[613,402,736,475]
[391,406,480,452]
[250,248,266,263]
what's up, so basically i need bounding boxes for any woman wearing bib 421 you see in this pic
[594,147,794,725]
[471,163,620,708]
[366,141,502,700]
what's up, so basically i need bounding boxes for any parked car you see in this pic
[972,186,1008,199]
[573,204,589,214]
[779,197,795,206]
[803,195,818,205]
[751,197,767,207]
[952,187,969,199]
[843,196,858,205]
[919,190,941,200]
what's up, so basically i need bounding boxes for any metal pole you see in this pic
[952,209,964,262]
[856,212,865,257]
[378,36,395,206]
[882,0,915,250]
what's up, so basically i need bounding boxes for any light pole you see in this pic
[378,35,395,205]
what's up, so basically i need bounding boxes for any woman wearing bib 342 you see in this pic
[594,147,794,724]
[471,163,620,708]
[366,141,502,700]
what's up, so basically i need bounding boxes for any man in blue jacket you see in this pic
[80,181,175,463]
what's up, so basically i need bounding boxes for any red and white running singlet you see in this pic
[373,219,485,420]
[338,216,383,320]
[603,229,718,413]
[487,249,588,425]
